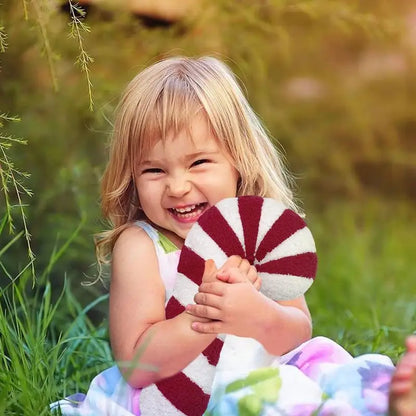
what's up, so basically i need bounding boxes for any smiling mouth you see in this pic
[168,203,207,219]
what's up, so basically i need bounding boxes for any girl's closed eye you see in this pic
[142,167,164,174]
[191,159,210,167]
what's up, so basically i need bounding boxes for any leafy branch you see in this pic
[0,114,35,280]
[10,1,94,107]
[68,0,94,110]
[0,25,7,53]
[31,0,59,91]
[21,0,29,20]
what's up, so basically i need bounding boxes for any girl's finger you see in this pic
[218,255,242,274]
[185,303,222,321]
[216,268,244,284]
[194,292,222,309]
[199,281,226,296]
[191,320,222,334]
[252,276,262,291]
[238,258,251,274]
[201,259,218,283]
[247,265,261,290]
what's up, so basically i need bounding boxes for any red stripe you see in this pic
[165,301,224,366]
[166,298,224,365]
[178,246,206,285]
[256,209,306,262]
[198,206,245,259]
[165,296,185,319]
[156,371,209,415]
[202,337,224,366]
[256,252,318,278]
[238,196,262,264]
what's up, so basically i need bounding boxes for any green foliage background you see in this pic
[2,0,415,280]
[0,0,415,413]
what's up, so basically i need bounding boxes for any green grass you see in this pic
[0,215,112,415]
[307,198,415,362]
[0,199,414,414]
[0,275,111,415]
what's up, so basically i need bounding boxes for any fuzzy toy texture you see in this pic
[180,196,317,300]
[140,196,317,416]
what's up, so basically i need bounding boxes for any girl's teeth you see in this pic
[171,203,204,216]
[176,205,196,213]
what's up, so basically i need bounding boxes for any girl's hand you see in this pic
[217,257,261,291]
[201,258,218,284]
[186,274,266,338]
[186,256,262,336]
[193,259,218,324]
[206,255,261,290]
[188,258,312,354]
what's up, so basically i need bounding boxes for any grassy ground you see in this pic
[0,277,111,415]
[307,198,415,361]
[0,198,415,414]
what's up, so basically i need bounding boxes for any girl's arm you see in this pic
[186,268,312,356]
[109,226,217,389]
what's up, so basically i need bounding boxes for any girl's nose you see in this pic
[166,174,191,197]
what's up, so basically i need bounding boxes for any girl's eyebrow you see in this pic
[140,159,157,166]
[185,150,219,159]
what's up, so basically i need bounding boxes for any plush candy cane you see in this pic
[140,196,317,416]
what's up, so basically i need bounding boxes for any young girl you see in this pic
[51,56,416,416]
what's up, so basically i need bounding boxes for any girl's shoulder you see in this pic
[112,221,180,300]
[112,222,156,255]
[130,220,159,241]
[114,221,178,255]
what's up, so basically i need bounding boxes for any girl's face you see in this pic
[135,113,239,247]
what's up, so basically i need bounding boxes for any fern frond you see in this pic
[0,25,7,53]
[68,1,94,110]
[0,114,36,280]
[31,0,59,91]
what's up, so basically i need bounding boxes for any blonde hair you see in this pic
[96,56,299,265]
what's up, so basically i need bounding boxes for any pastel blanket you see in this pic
[205,336,394,416]
[51,336,395,415]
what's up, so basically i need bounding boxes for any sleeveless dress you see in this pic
[51,221,395,416]
[50,221,180,415]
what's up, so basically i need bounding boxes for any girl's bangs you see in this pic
[137,78,203,160]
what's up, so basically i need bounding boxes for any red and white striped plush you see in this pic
[139,196,317,415]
